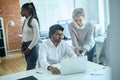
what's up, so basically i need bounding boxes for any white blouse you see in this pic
[22,16,39,50]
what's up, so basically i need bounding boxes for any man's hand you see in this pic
[74,48,80,56]
[47,66,60,74]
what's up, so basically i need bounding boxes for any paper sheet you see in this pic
[81,68,111,80]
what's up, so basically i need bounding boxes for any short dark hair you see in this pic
[49,24,64,38]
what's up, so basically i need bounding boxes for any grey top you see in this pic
[68,22,95,52]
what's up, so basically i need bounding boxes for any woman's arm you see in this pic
[28,18,40,50]
[83,23,95,52]
[68,23,79,48]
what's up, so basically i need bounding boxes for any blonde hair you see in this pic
[72,8,85,19]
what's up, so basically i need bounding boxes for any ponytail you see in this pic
[22,3,40,28]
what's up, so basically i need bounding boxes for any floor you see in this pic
[0,51,26,76]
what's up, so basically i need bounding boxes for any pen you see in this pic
[90,73,103,76]
[36,72,43,74]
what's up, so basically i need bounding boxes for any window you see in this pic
[32,0,74,32]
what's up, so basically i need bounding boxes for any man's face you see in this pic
[51,30,63,43]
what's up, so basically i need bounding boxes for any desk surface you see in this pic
[0,62,111,80]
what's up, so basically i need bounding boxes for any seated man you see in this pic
[39,24,77,74]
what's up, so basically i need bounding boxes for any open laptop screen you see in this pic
[60,56,87,75]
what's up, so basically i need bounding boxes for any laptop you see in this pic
[60,56,87,75]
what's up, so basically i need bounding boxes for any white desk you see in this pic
[0,61,111,80]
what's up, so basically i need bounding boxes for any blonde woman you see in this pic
[68,8,95,62]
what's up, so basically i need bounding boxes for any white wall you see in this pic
[19,0,31,8]
[104,0,110,28]
[88,0,99,24]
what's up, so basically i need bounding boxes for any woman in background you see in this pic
[21,3,40,70]
[99,25,110,66]
[68,8,95,62]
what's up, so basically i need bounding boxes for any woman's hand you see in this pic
[80,48,87,56]
[24,48,30,55]
[21,43,24,53]
[21,47,24,53]
[74,48,80,56]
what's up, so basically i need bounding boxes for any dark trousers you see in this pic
[22,41,39,70]
[80,44,96,62]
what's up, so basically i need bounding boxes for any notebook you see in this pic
[60,56,87,75]
[17,76,37,80]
